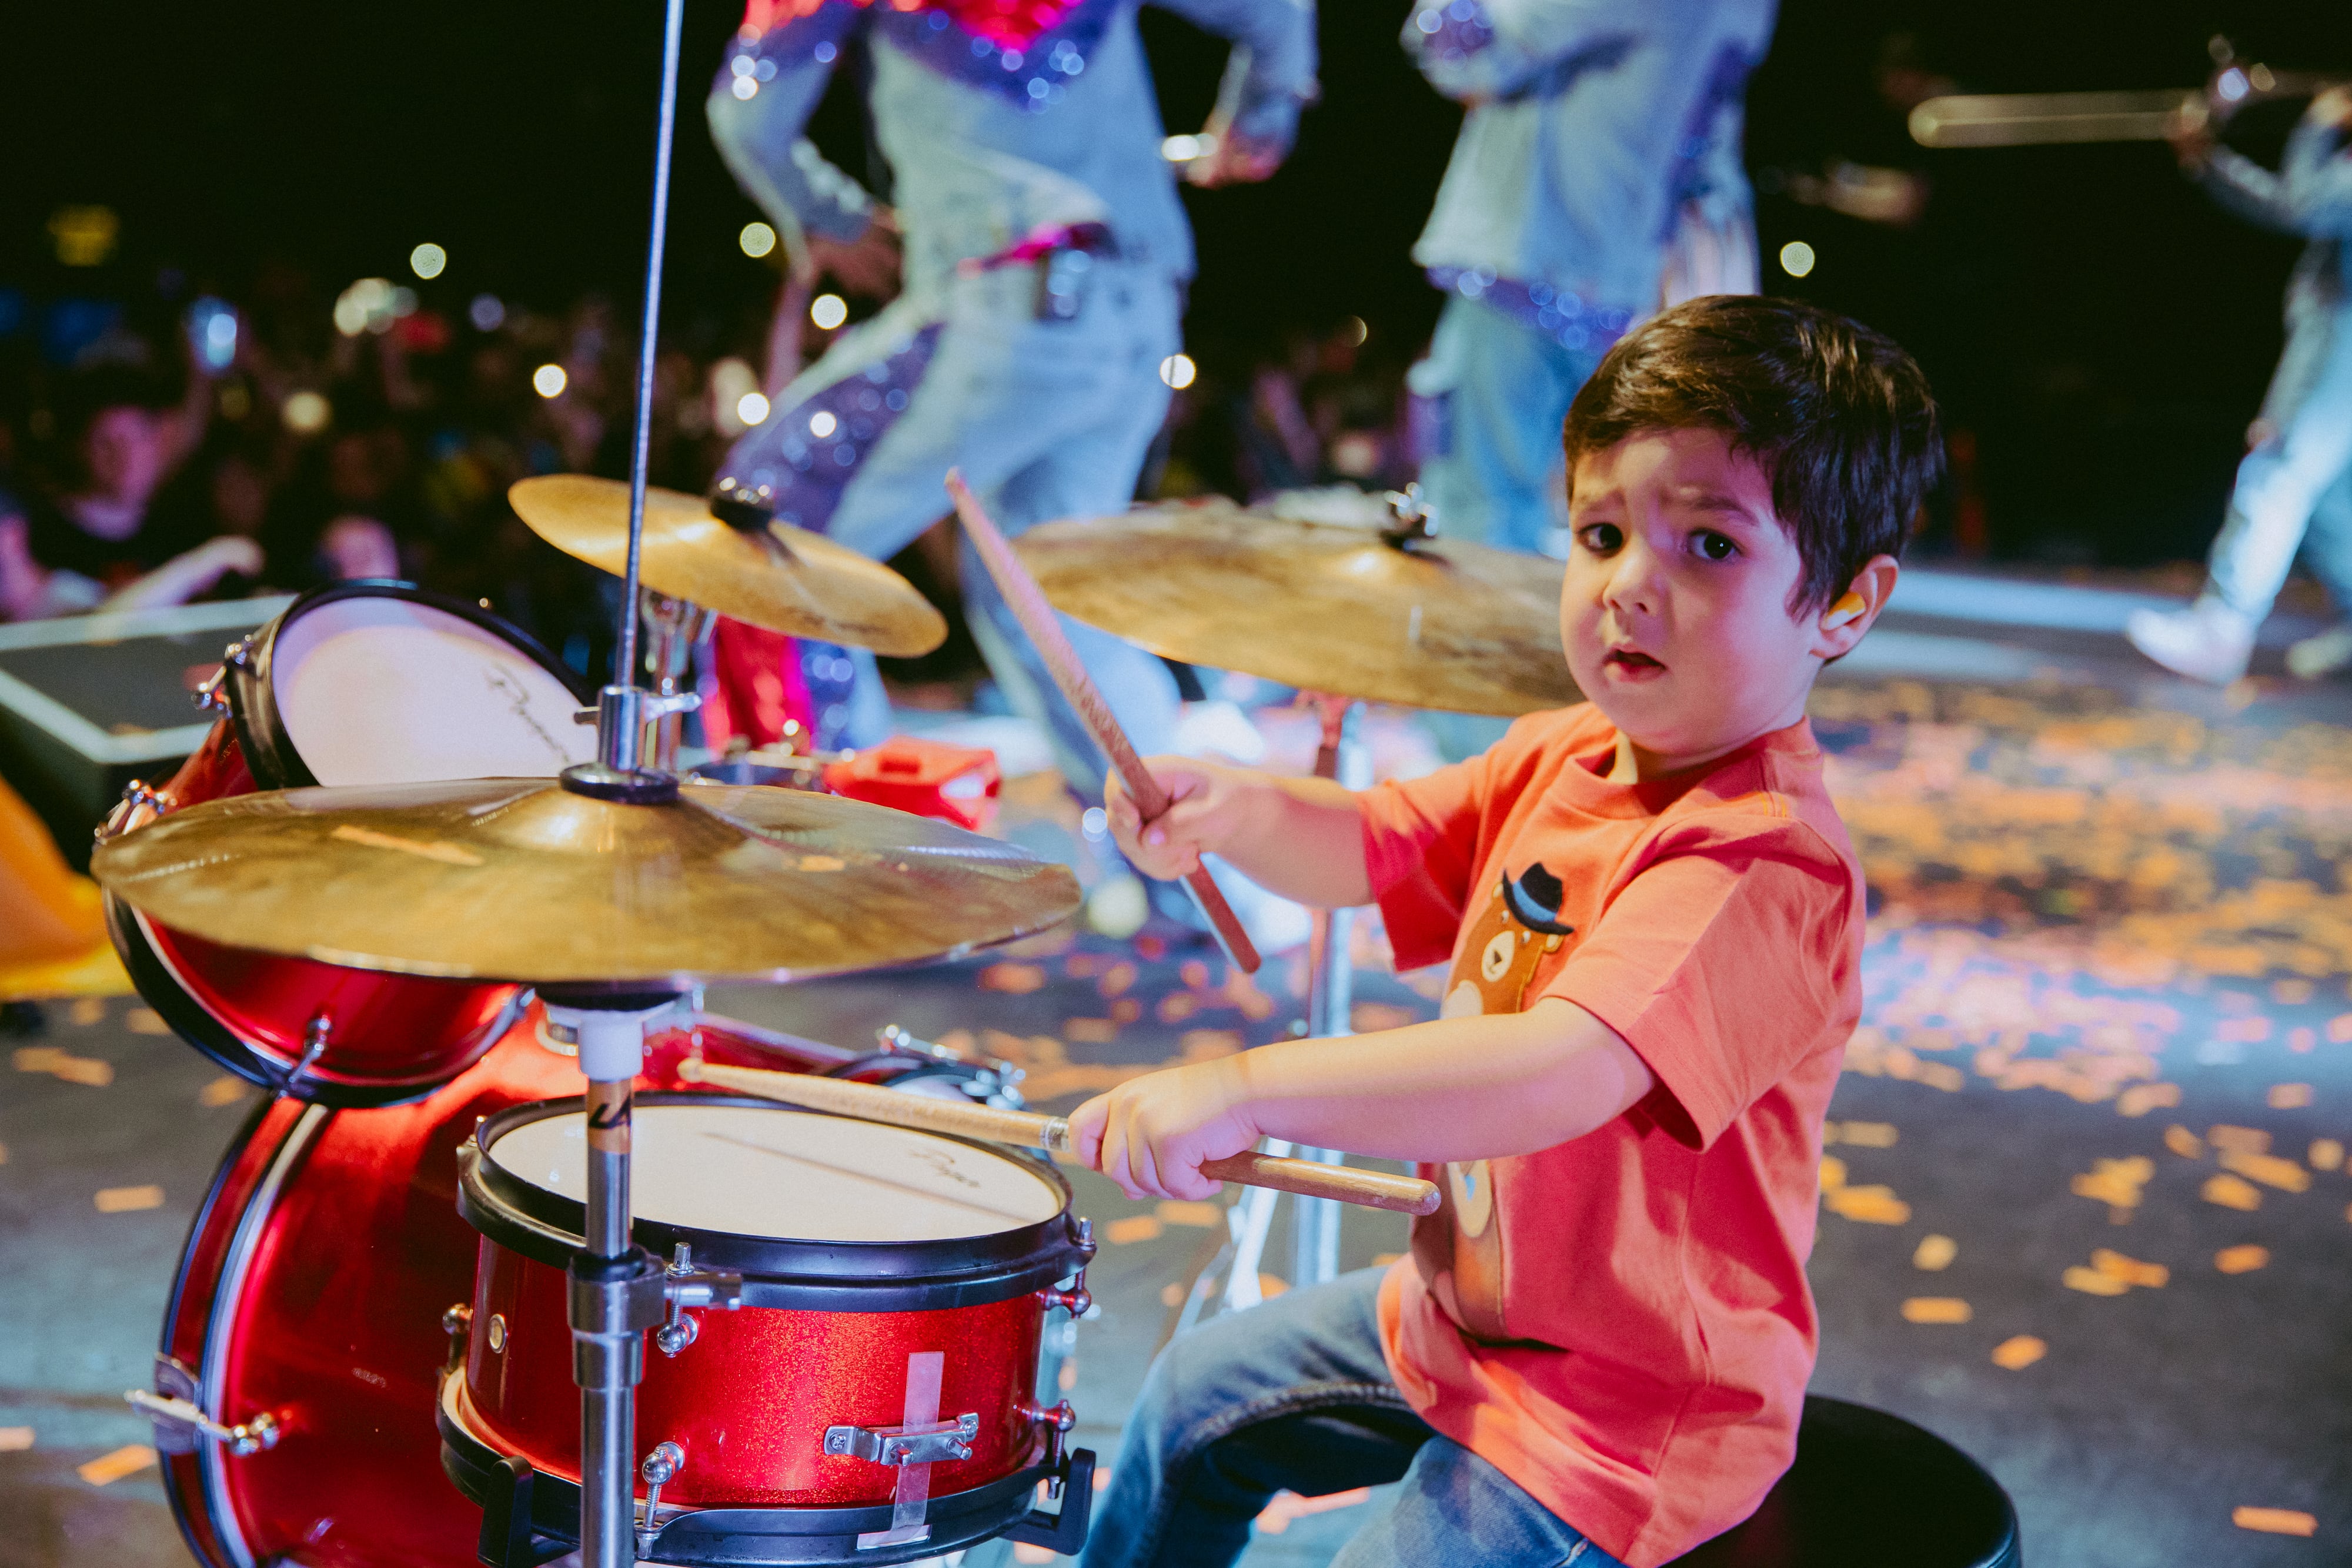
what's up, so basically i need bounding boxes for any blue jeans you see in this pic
[2204,306,2352,624]
[1081,1269,1622,1568]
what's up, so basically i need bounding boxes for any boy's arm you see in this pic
[1105,756,1371,908]
[1070,998,1655,1201]
[1150,0,1319,185]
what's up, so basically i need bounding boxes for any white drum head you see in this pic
[488,1103,1064,1242]
[271,594,593,785]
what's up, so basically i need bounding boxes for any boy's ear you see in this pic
[1811,554,1900,659]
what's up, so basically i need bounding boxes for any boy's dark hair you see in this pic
[1561,296,1942,613]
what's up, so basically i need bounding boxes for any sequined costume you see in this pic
[1402,0,1776,565]
[707,0,1316,784]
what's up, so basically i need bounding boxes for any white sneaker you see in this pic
[2124,598,2255,685]
[2286,623,2352,680]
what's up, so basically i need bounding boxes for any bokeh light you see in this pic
[281,390,331,433]
[810,293,848,330]
[410,242,447,280]
[469,294,506,332]
[808,410,838,439]
[1158,353,1198,390]
[1779,240,1818,279]
[532,363,569,399]
[740,222,777,259]
[737,392,771,427]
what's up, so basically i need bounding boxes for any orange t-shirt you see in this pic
[1358,704,1863,1568]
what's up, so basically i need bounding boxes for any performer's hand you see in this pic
[807,210,903,300]
[1187,115,1285,188]
[1068,1057,1259,1201]
[1104,755,1255,880]
[2312,86,2352,132]
[2167,106,2215,170]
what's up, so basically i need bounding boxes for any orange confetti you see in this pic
[1819,1155,1848,1192]
[1063,1019,1119,1045]
[2214,1016,2271,1045]
[1913,1234,1957,1271]
[1257,1273,1288,1298]
[2268,1083,2314,1110]
[0,1427,31,1452]
[1372,1252,1404,1266]
[1097,962,1139,999]
[2232,1508,2316,1537]
[1156,994,1200,1024]
[1160,1282,1187,1308]
[2062,1266,2132,1297]
[1155,1200,1222,1228]
[1178,959,1211,991]
[2208,1125,2271,1156]
[1825,1185,1910,1224]
[1990,1336,2046,1370]
[2310,1138,2344,1172]
[2202,1173,2263,1212]
[1900,1297,1972,1324]
[2090,1249,2167,1288]
[2070,1156,2154,1211]
[199,1076,250,1108]
[12,1047,112,1087]
[125,1007,171,1036]
[978,963,1047,995]
[76,1445,156,1486]
[95,1185,164,1213]
[2220,1150,2310,1192]
[2272,978,2316,1005]
[1134,934,1167,961]
[2163,1125,2204,1159]
[67,997,105,1026]
[2330,1014,2352,1044]
[1063,952,1108,978]
[1109,998,1142,1025]
[2288,1027,2317,1054]
[2116,1082,2181,1118]
[1104,1216,1163,1245]
[2215,1245,2270,1275]
[1828,1121,1899,1148]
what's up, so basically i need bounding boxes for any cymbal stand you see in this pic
[640,592,714,772]
[1214,694,1369,1313]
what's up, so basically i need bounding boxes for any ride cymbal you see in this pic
[91,777,1077,985]
[510,474,946,655]
[1014,500,1577,715]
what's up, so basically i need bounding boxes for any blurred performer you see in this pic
[2128,88,2352,684]
[706,0,1316,783]
[1403,0,1777,561]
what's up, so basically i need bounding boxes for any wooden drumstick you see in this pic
[681,1059,1441,1216]
[944,470,1261,975]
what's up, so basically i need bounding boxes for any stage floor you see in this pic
[5,576,2351,1567]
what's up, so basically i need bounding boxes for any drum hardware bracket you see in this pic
[821,1411,979,1466]
[1017,1399,1077,1470]
[222,636,254,669]
[1379,482,1439,550]
[444,1303,474,1371]
[99,778,173,841]
[125,1388,281,1457]
[192,667,230,714]
[636,1441,687,1554]
[1003,1445,1098,1556]
[276,1014,331,1095]
[656,1242,742,1356]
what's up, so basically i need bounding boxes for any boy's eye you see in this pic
[1577,523,1623,553]
[1695,530,1738,561]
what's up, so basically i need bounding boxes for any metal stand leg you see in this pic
[640,594,714,773]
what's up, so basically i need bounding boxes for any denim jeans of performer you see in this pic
[1080,1268,1623,1568]
[1409,292,1606,760]
[2204,307,2352,624]
[716,257,1183,798]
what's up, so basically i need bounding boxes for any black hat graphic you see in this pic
[1504,862,1573,936]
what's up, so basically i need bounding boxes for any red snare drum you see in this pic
[103,581,594,1105]
[442,1096,1096,1565]
[138,1013,967,1568]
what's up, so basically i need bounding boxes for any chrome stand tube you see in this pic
[1289,695,1368,1289]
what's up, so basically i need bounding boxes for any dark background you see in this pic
[1,1,2344,567]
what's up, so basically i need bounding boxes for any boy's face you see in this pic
[1562,427,1877,772]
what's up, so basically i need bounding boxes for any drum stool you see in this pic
[1669,1396,2021,1567]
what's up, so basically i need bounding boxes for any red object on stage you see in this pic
[824,734,1001,833]
[144,1012,903,1567]
[701,616,815,750]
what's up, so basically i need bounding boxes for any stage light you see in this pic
[1161,133,1202,162]
[740,222,777,258]
[469,294,506,331]
[731,75,758,101]
[737,392,771,427]
[1344,315,1368,346]
[410,243,447,280]
[810,293,848,330]
[1159,353,1197,390]
[533,363,568,399]
[809,410,839,438]
[47,205,118,267]
[282,390,331,433]
[1779,241,1817,279]
[333,278,399,337]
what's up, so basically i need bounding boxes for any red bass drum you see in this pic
[102,580,595,1106]
[135,1013,1005,1568]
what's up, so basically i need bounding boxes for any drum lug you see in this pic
[125,1386,282,1457]
[821,1410,979,1466]
[443,1303,474,1370]
[1018,1398,1077,1470]
[636,1440,686,1554]
[1039,1221,1094,1317]
[98,779,173,842]
[192,667,231,714]
[223,636,254,669]
[655,1242,741,1356]
[276,1013,332,1096]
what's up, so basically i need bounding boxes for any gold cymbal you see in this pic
[510,474,947,656]
[91,778,1077,985]
[1015,500,1577,716]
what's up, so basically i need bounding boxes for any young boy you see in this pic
[1068,295,1941,1568]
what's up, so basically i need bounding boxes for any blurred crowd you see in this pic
[0,256,1424,684]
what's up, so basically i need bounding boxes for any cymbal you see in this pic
[91,778,1078,985]
[510,474,946,656]
[1014,500,1577,716]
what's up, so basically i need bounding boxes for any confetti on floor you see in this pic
[1900,1297,1972,1324]
[0,1428,31,1452]
[75,1445,156,1486]
[199,1075,250,1108]
[2232,1507,2318,1537]
[1104,1216,1163,1245]
[93,1185,163,1213]
[12,1047,112,1086]
[1155,1200,1223,1228]
[123,1008,169,1035]
[1990,1336,2047,1370]
[1912,1233,1957,1271]
[2214,1245,2270,1275]
[2201,1173,2263,1212]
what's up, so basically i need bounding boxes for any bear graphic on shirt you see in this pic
[1413,862,1573,1342]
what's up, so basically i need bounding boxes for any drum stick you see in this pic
[681,1059,1441,1216]
[943,470,1261,975]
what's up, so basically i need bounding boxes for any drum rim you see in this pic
[460,1094,1088,1310]
[227,578,591,791]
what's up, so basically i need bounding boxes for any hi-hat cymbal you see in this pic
[1015,500,1577,716]
[510,474,947,656]
[91,778,1077,985]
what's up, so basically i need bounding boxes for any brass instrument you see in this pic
[1910,39,2341,150]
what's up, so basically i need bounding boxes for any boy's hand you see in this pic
[1104,755,1257,880]
[1068,1057,1259,1201]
